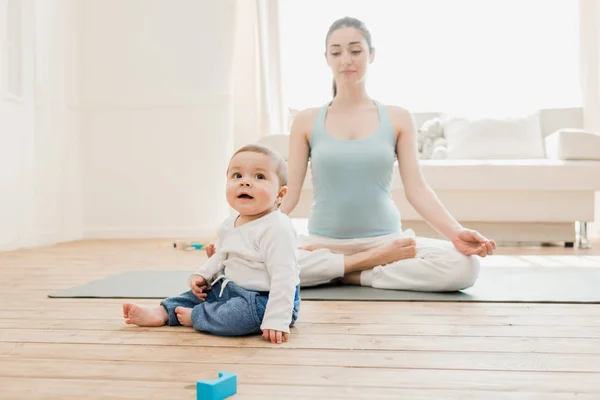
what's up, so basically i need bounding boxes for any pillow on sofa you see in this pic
[417,117,448,160]
[443,112,546,159]
[545,129,600,160]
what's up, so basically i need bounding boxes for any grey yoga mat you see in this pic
[48,266,600,303]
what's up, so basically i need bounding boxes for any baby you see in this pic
[123,144,300,344]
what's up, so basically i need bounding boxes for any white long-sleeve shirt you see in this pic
[192,210,300,333]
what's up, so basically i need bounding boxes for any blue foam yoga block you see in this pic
[196,371,237,400]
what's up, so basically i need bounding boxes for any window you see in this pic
[279,0,581,115]
[2,0,23,97]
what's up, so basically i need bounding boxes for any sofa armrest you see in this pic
[545,129,600,160]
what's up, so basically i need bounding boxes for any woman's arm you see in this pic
[391,106,463,241]
[279,109,314,216]
[390,106,495,257]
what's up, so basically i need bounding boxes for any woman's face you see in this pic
[325,27,374,87]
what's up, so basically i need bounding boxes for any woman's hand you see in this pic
[452,228,496,257]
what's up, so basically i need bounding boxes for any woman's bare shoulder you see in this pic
[385,104,413,121]
[384,105,416,133]
[290,107,321,138]
[293,107,320,125]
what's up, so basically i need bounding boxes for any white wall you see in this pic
[1,0,237,251]
[79,0,236,239]
[33,0,83,245]
[0,0,82,252]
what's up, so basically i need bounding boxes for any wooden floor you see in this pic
[1,238,600,400]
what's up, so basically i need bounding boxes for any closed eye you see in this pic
[330,50,362,56]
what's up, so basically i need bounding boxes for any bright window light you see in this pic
[279,0,581,115]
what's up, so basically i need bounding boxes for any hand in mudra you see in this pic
[452,228,496,257]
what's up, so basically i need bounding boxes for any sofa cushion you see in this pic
[443,113,546,159]
[545,129,600,160]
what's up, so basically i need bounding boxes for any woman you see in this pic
[281,16,495,292]
[209,16,496,292]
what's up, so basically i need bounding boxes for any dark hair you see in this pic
[325,17,374,97]
[229,144,288,186]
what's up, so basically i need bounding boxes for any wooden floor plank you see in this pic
[2,318,599,338]
[3,358,600,393]
[1,328,599,354]
[4,296,600,316]
[2,342,600,373]
[1,308,597,327]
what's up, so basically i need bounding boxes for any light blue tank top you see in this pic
[307,101,402,239]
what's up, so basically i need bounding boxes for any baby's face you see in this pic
[226,151,282,218]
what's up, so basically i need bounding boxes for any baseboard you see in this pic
[83,226,218,240]
[290,219,579,244]
[0,239,25,253]
[401,221,577,244]
[0,230,81,253]
[2,226,220,251]
[35,231,67,248]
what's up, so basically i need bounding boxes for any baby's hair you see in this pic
[231,144,288,186]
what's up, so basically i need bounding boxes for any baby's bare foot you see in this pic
[122,303,168,327]
[175,307,193,327]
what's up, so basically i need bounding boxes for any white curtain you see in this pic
[232,0,286,149]
[580,0,600,133]
[579,0,600,236]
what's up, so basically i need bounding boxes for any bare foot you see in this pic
[342,272,361,285]
[346,237,417,273]
[175,306,193,327]
[123,303,168,327]
[371,237,417,265]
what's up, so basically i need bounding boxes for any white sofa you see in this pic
[260,107,600,248]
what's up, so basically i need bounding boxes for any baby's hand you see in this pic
[189,274,208,301]
[205,243,216,258]
[262,329,289,344]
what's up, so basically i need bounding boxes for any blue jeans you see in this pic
[160,280,301,337]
